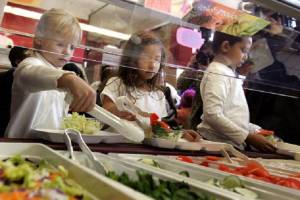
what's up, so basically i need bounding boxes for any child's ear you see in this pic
[220,41,231,53]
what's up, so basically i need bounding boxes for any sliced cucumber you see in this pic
[234,187,258,199]
[222,175,242,189]
[138,158,160,168]
[206,178,221,187]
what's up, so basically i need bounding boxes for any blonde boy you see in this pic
[5,9,95,138]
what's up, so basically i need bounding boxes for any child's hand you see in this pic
[246,134,277,153]
[58,74,96,112]
[117,111,136,121]
[182,130,202,142]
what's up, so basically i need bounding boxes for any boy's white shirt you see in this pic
[101,77,168,119]
[5,53,73,138]
[197,62,260,148]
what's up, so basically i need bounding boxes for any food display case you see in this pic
[0,0,300,199]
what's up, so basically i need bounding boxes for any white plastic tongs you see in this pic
[64,128,108,174]
[198,140,251,163]
[115,96,151,130]
[65,94,145,143]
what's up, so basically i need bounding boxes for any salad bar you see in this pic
[1,111,300,200]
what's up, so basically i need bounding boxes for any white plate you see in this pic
[144,138,203,150]
[33,128,129,144]
[276,142,300,152]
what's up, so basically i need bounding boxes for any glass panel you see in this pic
[0,0,299,97]
[0,0,299,143]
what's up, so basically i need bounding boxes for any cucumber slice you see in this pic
[234,187,258,199]
[206,178,220,187]
[138,158,160,168]
[222,176,242,189]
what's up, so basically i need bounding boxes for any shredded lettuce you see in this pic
[62,112,102,134]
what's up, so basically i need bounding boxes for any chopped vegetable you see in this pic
[150,113,182,141]
[138,158,160,168]
[195,157,300,191]
[62,112,102,134]
[222,176,243,189]
[179,171,190,177]
[0,155,94,200]
[234,187,258,199]
[106,171,216,200]
[206,176,258,199]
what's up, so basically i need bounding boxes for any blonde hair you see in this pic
[34,8,81,47]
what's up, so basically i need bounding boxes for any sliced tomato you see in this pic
[218,164,230,171]
[257,129,274,136]
[177,156,193,163]
[150,113,159,125]
[200,161,209,167]
[204,156,221,161]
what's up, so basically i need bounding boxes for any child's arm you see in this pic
[246,134,276,153]
[57,74,96,112]
[102,95,136,121]
[15,57,96,112]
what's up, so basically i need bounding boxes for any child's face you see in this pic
[137,44,162,80]
[225,37,252,68]
[38,37,76,68]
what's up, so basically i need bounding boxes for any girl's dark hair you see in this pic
[63,63,84,79]
[212,31,243,53]
[8,46,28,68]
[118,31,166,94]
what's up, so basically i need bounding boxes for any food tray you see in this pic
[66,151,243,200]
[0,142,150,200]
[143,138,221,151]
[32,128,129,144]
[276,142,300,160]
[256,158,300,172]
[111,153,300,200]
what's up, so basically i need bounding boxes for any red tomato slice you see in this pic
[200,161,209,167]
[205,156,221,161]
[177,156,193,163]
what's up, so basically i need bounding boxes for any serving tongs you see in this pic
[115,96,151,130]
[64,128,108,175]
[198,140,267,168]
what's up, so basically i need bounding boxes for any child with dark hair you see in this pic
[8,46,28,68]
[101,31,167,120]
[198,31,276,152]
[101,31,200,141]
[63,63,85,80]
[175,89,196,129]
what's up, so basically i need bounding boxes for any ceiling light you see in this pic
[3,5,131,40]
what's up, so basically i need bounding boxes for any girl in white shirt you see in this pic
[101,32,200,141]
[5,9,95,138]
[198,32,276,152]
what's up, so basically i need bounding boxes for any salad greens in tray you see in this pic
[0,155,95,200]
[106,170,216,200]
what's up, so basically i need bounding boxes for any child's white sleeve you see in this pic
[249,123,261,134]
[100,77,121,103]
[14,57,73,93]
[202,74,249,145]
